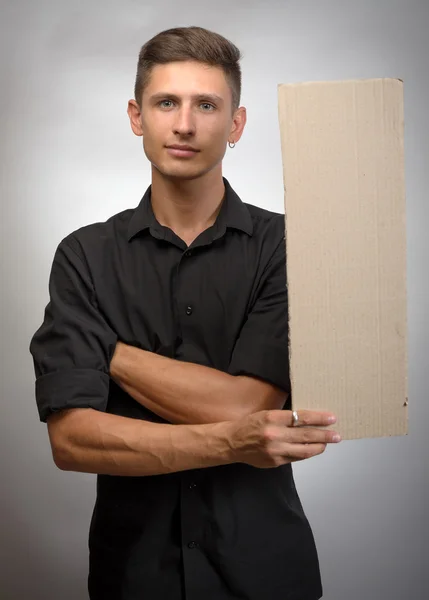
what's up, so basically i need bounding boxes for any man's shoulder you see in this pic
[243,201,285,240]
[59,206,136,254]
[244,201,284,221]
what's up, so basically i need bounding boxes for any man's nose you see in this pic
[173,107,196,136]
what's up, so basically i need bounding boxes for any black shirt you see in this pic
[29,177,323,600]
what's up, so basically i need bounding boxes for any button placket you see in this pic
[181,475,203,561]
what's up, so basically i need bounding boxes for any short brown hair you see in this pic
[134,26,242,112]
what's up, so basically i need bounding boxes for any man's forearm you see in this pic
[110,342,248,425]
[49,408,238,477]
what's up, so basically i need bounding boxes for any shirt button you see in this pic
[186,250,193,257]
[186,306,193,315]
[188,541,198,549]
[189,482,197,489]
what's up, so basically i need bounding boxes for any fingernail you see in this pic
[328,416,336,423]
[332,434,341,442]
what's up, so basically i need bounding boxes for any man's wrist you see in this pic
[208,420,240,465]
[110,341,127,381]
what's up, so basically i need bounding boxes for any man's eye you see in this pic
[157,100,215,111]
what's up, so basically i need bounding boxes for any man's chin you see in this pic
[152,162,212,182]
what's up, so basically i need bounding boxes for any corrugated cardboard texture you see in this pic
[278,78,408,440]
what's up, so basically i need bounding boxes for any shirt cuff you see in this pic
[35,368,111,423]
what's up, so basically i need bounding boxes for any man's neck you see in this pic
[149,166,226,245]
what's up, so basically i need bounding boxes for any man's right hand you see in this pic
[228,409,341,469]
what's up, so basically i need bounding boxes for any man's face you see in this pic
[128,60,246,181]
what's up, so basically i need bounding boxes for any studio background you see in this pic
[1,0,428,598]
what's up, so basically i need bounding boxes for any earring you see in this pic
[228,141,236,149]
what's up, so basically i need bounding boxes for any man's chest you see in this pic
[87,239,261,370]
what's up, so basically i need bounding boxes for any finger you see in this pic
[286,426,341,444]
[283,442,327,461]
[287,409,336,428]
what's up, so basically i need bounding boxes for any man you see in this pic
[30,26,340,600]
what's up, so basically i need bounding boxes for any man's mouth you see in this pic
[166,145,200,158]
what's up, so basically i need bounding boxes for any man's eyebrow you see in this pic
[149,92,225,104]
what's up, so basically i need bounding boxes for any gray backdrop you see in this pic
[1,0,428,598]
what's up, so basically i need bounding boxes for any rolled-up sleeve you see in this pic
[228,235,290,393]
[29,237,118,423]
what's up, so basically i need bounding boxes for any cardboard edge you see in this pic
[277,77,404,89]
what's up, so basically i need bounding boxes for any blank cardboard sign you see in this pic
[277,78,408,440]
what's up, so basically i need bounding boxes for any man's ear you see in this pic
[229,106,247,144]
[127,99,144,137]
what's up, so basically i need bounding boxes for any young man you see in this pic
[30,26,340,600]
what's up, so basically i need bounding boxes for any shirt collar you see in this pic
[127,177,253,242]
